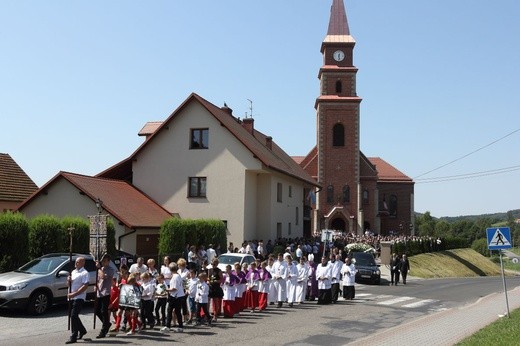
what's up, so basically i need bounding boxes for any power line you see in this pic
[414,128,520,179]
[415,165,520,184]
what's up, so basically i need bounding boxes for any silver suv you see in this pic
[0,253,98,315]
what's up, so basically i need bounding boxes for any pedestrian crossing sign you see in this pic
[486,227,512,250]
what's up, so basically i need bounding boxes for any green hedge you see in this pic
[29,214,65,258]
[158,218,226,257]
[0,212,30,272]
[391,236,469,256]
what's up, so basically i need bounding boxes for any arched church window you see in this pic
[342,185,350,203]
[389,194,398,216]
[335,80,342,94]
[327,185,334,204]
[332,123,344,147]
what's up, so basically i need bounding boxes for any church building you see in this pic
[298,0,414,236]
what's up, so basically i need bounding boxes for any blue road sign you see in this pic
[487,227,512,250]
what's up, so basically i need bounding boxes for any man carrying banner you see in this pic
[95,254,115,338]
[65,257,89,344]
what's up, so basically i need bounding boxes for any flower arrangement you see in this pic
[345,243,376,254]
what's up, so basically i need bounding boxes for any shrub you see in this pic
[471,238,490,257]
[158,218,226,258]
[29,214,65,258]
[0,212,30,272]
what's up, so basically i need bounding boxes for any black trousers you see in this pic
[70,299,87,341]
[141,299,155,327]
[342,285,355,299]
[401,270,408,284]
[331,282,340,302]
[391,270,400,284]
[317,288,332,305]
[196,302,210,322]
[155,297,167,324]
[95,295,111,334]
[166,296,184,328]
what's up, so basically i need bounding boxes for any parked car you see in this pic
[352,252,381,285]
[215,253,256,272]
[0,253,115,315]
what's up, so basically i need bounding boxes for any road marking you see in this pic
[378,296,415,305]
[402,299,438,308]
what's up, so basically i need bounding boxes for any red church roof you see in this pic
[367,157,413,183]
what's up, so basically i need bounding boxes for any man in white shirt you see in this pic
[206,244,217,265]
[65,257,90,344]
[129,257,148,278]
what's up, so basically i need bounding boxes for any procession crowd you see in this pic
[65,233,418,344]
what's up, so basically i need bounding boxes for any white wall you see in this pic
[132,101,263,247]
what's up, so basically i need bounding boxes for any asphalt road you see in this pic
[1,276,519,346]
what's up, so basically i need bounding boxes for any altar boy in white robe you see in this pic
[271,253,287,308]
[316,256,332,305]
[295,256,308,304]
[285,255,298,307]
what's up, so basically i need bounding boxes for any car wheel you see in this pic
[27,290,51,315]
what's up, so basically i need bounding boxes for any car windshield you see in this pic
[354,254,376,266]
[16,257,65,274]
[218,255,242,265]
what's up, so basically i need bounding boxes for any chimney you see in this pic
[266,136,273,150]
[242,117,254,135]
[221,103,233,115]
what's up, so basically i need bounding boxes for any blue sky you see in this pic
[1,1,519,218]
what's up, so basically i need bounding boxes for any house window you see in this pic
[295,207,299,225]
[389,194,398,216]
[327,184,334,204]
[335,80,342,93]
[288,222,292,236]
[342,185,350,203]
[188,177,207,197]
[332,123,344,147]
[277,183,283,203]
[363,189,369,204]
[276,223,282,239]
[190,128,209,149]
[288,185,292,198]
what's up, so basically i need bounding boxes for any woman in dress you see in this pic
[207,258,224,322]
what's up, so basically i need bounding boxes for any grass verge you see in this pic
[409,248,503,278]
[457,307,520,345]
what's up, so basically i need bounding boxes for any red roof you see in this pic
[18,172,172,228]
[0,153,38,202]
[367,157,413,182]
[100,93,319,187]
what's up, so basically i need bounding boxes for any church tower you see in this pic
[315,0,363,234]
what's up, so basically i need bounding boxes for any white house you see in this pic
[18,93,318,257]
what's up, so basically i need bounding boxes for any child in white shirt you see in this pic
[195,272,211,325]
[186,269,199,324]
[140,272,156,329]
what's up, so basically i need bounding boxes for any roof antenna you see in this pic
[247,99,253,118]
